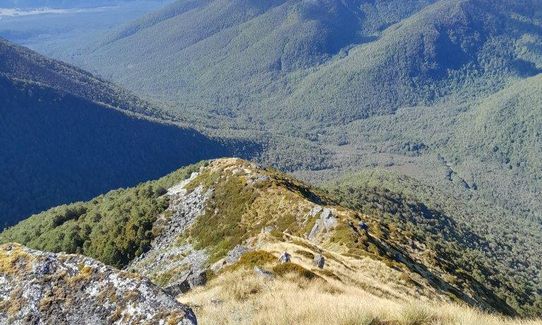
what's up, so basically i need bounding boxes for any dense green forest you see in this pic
[0,163,200,268]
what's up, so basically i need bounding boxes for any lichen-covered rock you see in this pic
[211,245,250,273]
[0,243,197,325]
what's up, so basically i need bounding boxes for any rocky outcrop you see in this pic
[211,245,250,273]
[308,207,338,240]
[0,243,196,325]
[128,172,210,293]
[164,270,208,297]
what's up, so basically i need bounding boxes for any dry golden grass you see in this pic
[181,269,541,325]
[181,236,542,325]
[254,239,446,304]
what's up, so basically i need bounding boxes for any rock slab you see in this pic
[0,243,197,325]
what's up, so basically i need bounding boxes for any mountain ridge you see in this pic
[1,158,527,317]
[76,0,542,126]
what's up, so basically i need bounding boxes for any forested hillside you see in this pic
[0,38,170,119]
[325,170,542,315]
[76,0,439,126]
[0,39,238,228]
[446,75,542,217]
[78,0,541,127]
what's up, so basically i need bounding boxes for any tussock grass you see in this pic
[223,250,277,273]
[272,262,319,280]
[181,269,541,325]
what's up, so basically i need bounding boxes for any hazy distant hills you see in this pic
[0,0,166,8]
[0,38,234,228]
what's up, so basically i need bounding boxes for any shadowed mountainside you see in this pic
[0,38,243,228]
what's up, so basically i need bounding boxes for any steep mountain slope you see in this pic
[77,0,541,127]
[325,170,542,315]
[0,37,168,119]
[76,0,439,126]
[446,74,542,215]
[2,158,534,317]
[0,38,236,228]
[286,0,542,122]
[0,243,196,324]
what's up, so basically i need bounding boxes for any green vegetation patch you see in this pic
[0,163,201,268]
[153,265,190,287]
[294,250,315,260]
[187,173,260,263]
[225,251,277,273]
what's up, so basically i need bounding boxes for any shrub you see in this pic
[272,263,319,280]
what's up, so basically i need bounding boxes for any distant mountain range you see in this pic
[0,38,240,228]
[0,0,167,8]
[77,0,541,125]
